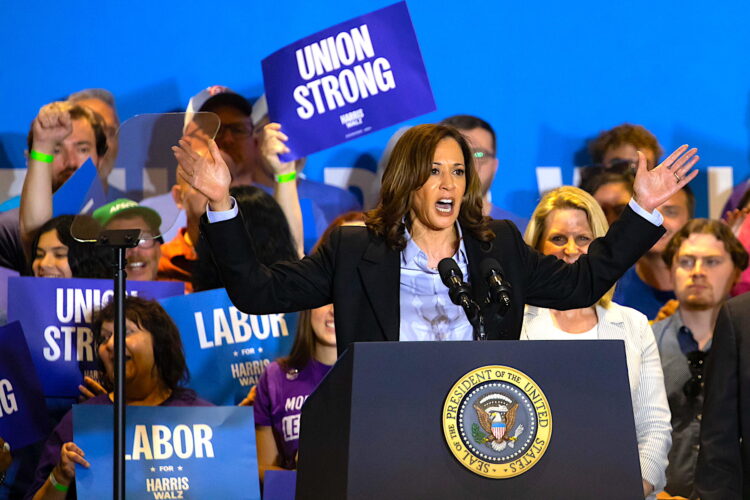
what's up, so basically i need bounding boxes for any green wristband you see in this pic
[49,470,69,492]
[275,171,297,184]
[30,150,54,163]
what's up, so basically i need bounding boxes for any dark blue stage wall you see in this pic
[1,1,748,218]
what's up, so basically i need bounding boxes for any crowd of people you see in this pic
[1,86,749,500]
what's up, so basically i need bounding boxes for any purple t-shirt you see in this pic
[26,390,212,500]
[254,359,331,469]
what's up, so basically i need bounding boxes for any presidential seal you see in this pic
[442,365,552,479]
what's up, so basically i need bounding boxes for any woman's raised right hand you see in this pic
[172,139,233,211]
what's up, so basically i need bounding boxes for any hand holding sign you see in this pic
[55,441,90,487]
[78,376,107,402]
[173,139,233,211]
[258,123,295,177]
[632,145,699,213]
[261,2,435,161]
[0,438,11,473]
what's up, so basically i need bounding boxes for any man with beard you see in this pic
[0,101,107,272]
[188,87,360,252]
[652,219,747,498]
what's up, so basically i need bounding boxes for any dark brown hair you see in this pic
[192,185,299,292]
[93,296,189,392]
[580,170,634,197]
[30,214,111,278]
[440,114,496,152]
[588,123,662,165]
[662,218,749,270]
[365,124,493,250]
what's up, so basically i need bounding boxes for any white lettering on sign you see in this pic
[0,379,18,417]
[340,108,364,128]
[42,326,95,362]
[55,287,139,323]
[296,25,376,79]
[146,476,190,497]
[194,309,289,349]
[127,424,214,460]
[293,24,396,119]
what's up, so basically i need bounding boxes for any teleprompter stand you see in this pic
[97,229,140,500]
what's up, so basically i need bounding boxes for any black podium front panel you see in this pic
[297,340,642,500]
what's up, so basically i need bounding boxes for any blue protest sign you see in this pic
[52,158,108,216]
[7,277,184,398]
[262,1,435,161]
[74,405,259,500]
[264,470,296,500]
[0,321,49,449]
[160,289,298,405]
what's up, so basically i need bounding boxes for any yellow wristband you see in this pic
[275,171,296,184]
[30,150,54,163]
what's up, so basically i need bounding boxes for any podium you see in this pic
[296,341,643,499]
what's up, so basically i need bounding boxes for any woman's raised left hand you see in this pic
[632,145,699,213]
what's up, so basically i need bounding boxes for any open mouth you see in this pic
[436,199,454,214]
[127,261,146,271]
[39,271,65,278]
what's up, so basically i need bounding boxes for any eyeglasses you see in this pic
[606,156,657,171]
[218,123,252,138]
[682,350,707,398]
[473,150,495,162]
[136,233,158,249]
[578,163,636,192]
[603,158,639,172]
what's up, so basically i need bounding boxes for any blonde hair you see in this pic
[524,186,614,307]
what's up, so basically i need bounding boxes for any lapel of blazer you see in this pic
[357,236,401,342]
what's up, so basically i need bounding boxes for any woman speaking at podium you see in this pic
[173,123,698,353]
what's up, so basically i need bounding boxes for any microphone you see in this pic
[438,258,486,340]
[480,258,512,314]
[437,258,474,312]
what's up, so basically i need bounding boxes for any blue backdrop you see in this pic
[1,0,748,218]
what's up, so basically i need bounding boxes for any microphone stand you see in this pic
[97,228,140,500]
[469,305,487,341]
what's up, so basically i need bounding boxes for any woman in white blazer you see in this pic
[521,186,671,499]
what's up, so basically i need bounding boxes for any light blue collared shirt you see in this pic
[398,225,474,341]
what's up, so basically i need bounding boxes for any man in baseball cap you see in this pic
[93,199,163,281]
[187,85,257,186]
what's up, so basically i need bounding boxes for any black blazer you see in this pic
[202,205,663,354]
[695,293,750,500]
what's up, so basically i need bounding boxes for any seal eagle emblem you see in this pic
[442,365,552,479]
[473,394,525,451]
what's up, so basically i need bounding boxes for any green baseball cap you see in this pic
[92,198,162,235]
